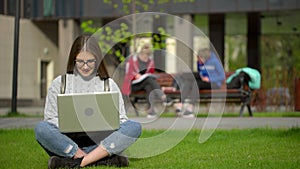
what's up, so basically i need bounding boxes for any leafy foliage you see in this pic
[81,19,169,64]
[81,20,132,63]
[261,34,300,89]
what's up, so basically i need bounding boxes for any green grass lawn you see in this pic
[0,128,299,169]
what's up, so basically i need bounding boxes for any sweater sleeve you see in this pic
[44,76,61,127]
[109,78,128,122]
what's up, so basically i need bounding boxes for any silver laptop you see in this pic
[57,91,120,133]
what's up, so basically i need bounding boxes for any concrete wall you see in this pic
[0,15,121,105]
[174,15,194,73]
[0,15,58,101]
[56,19,80,77]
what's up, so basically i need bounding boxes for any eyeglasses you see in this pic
[75,59,96,68]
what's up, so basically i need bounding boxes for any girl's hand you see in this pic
[74,148,87,159]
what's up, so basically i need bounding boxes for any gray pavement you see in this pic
[1,106,299,130]
[0,116,299,130]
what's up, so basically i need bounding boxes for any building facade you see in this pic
[0,0,299,106]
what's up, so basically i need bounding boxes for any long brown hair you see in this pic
[66,35,109,80]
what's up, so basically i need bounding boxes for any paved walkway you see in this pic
[0,117,299,130]
[1,106,299,130]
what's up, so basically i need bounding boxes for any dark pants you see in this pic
[174,72,219,104]
[131,77,163,105]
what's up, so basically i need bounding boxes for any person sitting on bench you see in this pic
[174,48,225,118]
[121,43,172,119]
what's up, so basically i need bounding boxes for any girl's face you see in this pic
[75,51,97,77]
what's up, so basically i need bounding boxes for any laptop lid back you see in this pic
[57,92,120,133]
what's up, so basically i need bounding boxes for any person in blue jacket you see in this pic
[196,48,225,90]
[175,48,225,117]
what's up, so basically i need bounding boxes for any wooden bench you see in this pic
[129,72,253,117]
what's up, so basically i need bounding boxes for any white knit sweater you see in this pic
[44,74,128,127]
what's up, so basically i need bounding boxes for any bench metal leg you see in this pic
[240,93,253,117]
[134,108,140,117]
[239,104,245,117]
[247,104,253,117]
[131,101,140,117]
[124,95,140,117]
[125,102,140,117]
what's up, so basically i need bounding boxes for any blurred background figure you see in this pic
[174,48,225,118]
[121,43,172,118]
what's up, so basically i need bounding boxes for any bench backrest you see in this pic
[154,72,249,90]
